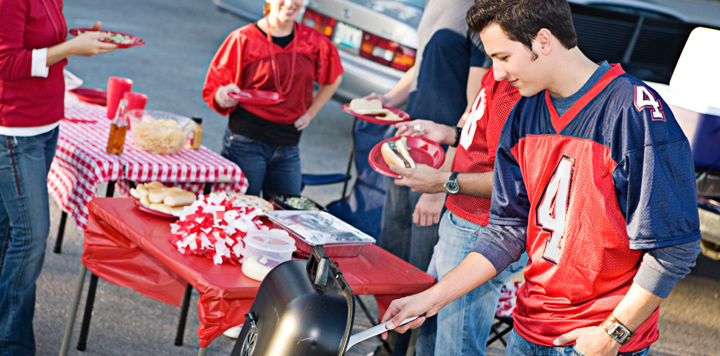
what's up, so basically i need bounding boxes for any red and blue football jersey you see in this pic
[489,64,701,351]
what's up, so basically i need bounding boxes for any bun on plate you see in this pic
[140,195,151,207]
[164,191,197,207]
[130,188,142,199]
[350,98,389,115]
[381,137,415,169]
[149,203,173,214]
[148,188,171,203]
[145,181,164,191]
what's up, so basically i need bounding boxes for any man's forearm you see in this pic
[423,252,498,311]
[384,66,415,108]
[610,283,664,332]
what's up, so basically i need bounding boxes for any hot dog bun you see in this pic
[148,188,171,203]
[145,181,164,191]
[350,98,390,115]
[381,137,415,169]
[149,203,173,214]
[140,195,151,207]
[164,191,197,207]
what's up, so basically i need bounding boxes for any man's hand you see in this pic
[214,84,241,109]
[364,92,395,108]
[294,112,314,130]
[389,164,449,194]
[394,119,456,145]
[413,193,446,227]
[380,291,441,338]
[554,326,621,356]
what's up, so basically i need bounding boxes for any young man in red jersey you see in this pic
[389,67,528,356]
[381,1,701,355]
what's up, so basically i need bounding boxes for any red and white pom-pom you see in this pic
[168,192,269,265]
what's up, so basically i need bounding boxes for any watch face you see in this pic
[444,180,460,194]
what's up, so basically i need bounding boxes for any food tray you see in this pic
[268,193,327,212]
[266,210,375,257]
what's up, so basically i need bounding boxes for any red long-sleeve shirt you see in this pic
[0,0,68,128]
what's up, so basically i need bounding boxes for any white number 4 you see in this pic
[537,157,575,264]
[634,86,666,121]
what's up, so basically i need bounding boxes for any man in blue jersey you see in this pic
[381,1,701,355]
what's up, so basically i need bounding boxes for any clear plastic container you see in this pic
[127,109,195,154]
[242,230,296,281]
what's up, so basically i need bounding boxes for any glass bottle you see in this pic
[107,99,129,155]
[187,117,203,150]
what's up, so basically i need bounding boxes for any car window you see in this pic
[394,0,425,10]
[588,4,682,20]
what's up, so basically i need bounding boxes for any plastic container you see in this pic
[242,230,296,281]
[127,109,195,154]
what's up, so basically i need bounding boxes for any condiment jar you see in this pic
[107,99,129,155]
[187,117,203,150]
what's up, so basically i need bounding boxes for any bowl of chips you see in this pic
[128,110,195,154]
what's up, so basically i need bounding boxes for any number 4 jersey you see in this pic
[490,64,701,351]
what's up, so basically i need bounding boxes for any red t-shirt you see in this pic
[202,22,343,125]
[446,68,520,226]
[0,0,68,127]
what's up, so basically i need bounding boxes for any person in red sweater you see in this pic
[202,0,343,198]
[0,0,117,354]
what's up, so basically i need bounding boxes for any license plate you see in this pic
[333,22,362,52]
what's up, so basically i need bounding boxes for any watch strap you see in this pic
[600,314,634,345]
[450,126,462,147]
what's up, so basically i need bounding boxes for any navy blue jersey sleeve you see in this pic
[611,81,701,250]
[468,30,491,68]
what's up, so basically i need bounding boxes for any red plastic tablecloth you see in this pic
[82,198,435,347]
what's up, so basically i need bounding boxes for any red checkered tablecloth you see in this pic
[48,94,248,230]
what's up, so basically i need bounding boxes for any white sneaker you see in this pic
[223,324,243,339]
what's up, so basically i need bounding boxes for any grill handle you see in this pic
[306,246,330,288]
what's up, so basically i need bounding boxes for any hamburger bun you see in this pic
[149,203,173,214]
[145,181,164,191]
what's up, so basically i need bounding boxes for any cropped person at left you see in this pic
[0,0,117,354]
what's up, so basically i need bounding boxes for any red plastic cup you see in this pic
[123,92,148,113]
[106,77,133,119]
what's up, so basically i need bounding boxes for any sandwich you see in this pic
[381,137,415,169]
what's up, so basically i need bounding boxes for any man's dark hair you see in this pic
[467,0,577,50]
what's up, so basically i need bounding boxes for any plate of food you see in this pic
[369,136,445,178]
[227,193,275,213]
[228,90,286,106]
[342,98,410,125]
[69,28,145,48]
[69,88,107,106]
[268,193,327,211]
[130,181,197,218]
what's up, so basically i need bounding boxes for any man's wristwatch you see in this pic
[450,126,463,148]
[600,314,635,345]
[444,172,460,194]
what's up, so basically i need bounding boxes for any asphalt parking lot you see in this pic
[29,0,720,355]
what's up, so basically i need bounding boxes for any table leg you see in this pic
[76,273,99,351]
[174,284,194,346]
[198,347,207,356]
[53,212,68,254]
[58,265,87,356]
[105,180,116,198]
[203,182,212,195]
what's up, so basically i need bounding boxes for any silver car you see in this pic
[213,0,423,101]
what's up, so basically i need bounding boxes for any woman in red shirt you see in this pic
[0,0,116,353]
[202,0,343,197]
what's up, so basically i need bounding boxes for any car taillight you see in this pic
[392,45,416,71]
[302,8,336,38]
[361,32,415,71]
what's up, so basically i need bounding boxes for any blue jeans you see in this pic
[0,127,59,355]
[220,129,302,197]
[416,211,529,356]
[505,329,649,356]
[378,182,439,271]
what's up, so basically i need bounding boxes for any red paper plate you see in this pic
[134,200,177,219]
[69,88,107,106]
[369,136,445,178]
[228,90,286,105]
[69,28,145,48]
[341,103,411,125]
